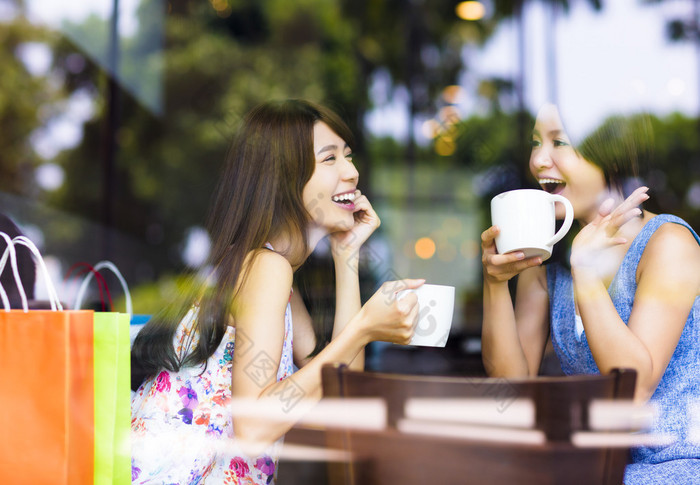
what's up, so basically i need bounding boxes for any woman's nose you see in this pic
[531,148,553,170]
[343,157,359,182]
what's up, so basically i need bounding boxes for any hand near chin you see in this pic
[329,190,381,259]
[570,186,649,273]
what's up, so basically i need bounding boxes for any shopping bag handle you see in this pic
[74,261,132,315]
[65,263,113,311]
[0,232,23,310]
[0,234,62,311]
[13,236,63,311]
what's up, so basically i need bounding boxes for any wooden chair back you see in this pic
[320,363,637,485]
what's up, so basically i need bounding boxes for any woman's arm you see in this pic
[481,226,550,377]
[574,222,700,401]
[329,244,364,370]
[514,266,551,376]
[327,191,381,370]
[232,250,422,448]
[482,266,550,377]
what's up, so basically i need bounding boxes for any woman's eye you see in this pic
[345,153,354,160]
[553,139,569,147]
[529,139,541,148]
[323,156,336,163]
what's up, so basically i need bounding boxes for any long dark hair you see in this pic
[132,99,354,388]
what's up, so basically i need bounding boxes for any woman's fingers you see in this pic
[406,305,421,343]
[487,249,544,267]
[388,279,423,308]
[610,207,642,230]
[628,185,650,202]
[481,224,542,282]
[598,197,615,217]
[396,291,418,312]
[483,252,541,281]
[604,187,649,236]
[612,186,649,215]
[352,192,369,211]
[481,226,500,254]
[352,193,380,226]
[401,278,426,290]
[481,225,499,241]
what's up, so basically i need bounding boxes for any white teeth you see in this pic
[538,178,565,185]
[332,192,356,202]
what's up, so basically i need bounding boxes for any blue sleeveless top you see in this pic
[546,214,700,484]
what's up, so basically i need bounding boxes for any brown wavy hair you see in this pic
[132,99,354,388]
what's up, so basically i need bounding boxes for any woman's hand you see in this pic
[571,186,650,273]
[481,226,542,284]
[329,190,380,260]
[353,278,424,345]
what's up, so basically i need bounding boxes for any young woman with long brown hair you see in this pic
[131,99,423,484]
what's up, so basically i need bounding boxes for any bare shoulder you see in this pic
[645,222,700,262]
[640,221,700,278]
[235,249,293,307]
[246,249,293,278]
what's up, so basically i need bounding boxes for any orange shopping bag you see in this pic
[0,234,94,485]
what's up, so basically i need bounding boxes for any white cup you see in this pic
[490,189,574,261]
[398,284,455,347]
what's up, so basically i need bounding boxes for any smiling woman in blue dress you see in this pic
[480,103,700,483]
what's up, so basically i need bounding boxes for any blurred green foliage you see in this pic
[0,18,60,195]
[1,0,699,309]
[6,0,489,277]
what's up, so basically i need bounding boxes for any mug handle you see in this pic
[546,194,574,246]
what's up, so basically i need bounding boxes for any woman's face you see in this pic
[529,104,607,223]
[302,121,359,233]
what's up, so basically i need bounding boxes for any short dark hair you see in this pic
[577,114,653,197]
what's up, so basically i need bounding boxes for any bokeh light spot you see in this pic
[456,1,485,21]
[415,237,436,260]
[435,136,456,156]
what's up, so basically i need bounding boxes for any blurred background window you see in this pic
[2,0,699,375]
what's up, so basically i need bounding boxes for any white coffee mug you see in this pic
[490,189,574,260]
[398,284,455,347]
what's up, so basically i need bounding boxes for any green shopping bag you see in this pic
[93,311,131,485]
[73,261,133,485]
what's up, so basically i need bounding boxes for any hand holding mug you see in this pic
[356,279,424,345]
[481,225,544,284]
[483,189,574,284]
[490,189,574,260]
[397,284,455,347]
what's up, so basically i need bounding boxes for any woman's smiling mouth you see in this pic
[538,178,566,194]
[331,191,356,210]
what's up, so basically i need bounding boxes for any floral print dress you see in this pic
[131,295,295,485]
